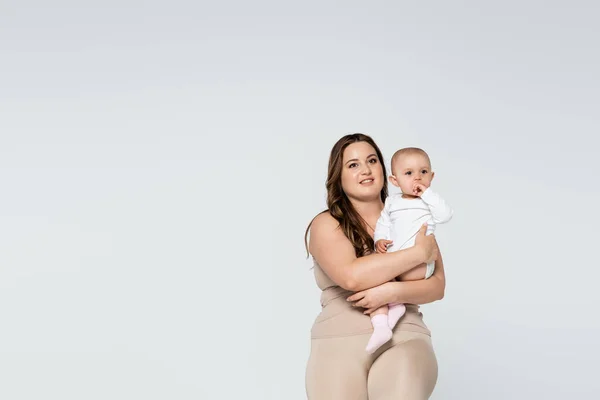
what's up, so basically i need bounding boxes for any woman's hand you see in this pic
[414,224,437,263]
[346,282,399,314]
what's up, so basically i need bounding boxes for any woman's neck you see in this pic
[350,198,384,228]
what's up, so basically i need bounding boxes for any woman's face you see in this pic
[341,142,384,202]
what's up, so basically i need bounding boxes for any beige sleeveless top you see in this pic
[311,259,431,338]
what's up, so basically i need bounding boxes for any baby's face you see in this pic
[391,153,433,195]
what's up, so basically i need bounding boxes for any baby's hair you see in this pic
[391,147,431,170]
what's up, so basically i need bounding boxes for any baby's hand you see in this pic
[413,183,428,197]
[375,239,393,253]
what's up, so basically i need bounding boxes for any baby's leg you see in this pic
[390,263,432,329]
[370,305,389,317]
[399,264,429,281]
[366,305,393,354]
[387,303,406,330]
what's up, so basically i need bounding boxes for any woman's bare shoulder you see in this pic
[309,212,352,255]
[310,211,339,234]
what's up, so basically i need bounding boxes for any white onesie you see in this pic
[373,188,453,279]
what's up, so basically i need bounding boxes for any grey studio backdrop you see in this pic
[1,1,598,399]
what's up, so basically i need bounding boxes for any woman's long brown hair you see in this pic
[304,133,388,258]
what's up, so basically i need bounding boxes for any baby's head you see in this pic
[389,147,435,196]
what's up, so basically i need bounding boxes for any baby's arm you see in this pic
[373,198,392,251]
[399,187,452,281]
[421,188,453,224]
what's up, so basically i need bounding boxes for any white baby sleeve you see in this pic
[373,197,393,243]
[420,188,454,224]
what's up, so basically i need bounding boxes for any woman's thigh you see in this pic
[306,335,370,400]
[367,331,438,400]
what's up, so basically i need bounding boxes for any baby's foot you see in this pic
[366,314,393,354]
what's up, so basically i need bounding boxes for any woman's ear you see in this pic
[389,175,399,187]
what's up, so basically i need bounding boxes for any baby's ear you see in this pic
[388,175,399,187]
[430,171,435,181]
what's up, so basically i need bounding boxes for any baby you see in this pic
[366,147,453,354]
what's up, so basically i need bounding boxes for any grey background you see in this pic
[1,1,599,399]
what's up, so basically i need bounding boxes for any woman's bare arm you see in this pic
[346,246,446,311]
[308,213,437,291]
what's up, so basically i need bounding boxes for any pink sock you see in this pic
[387,303,406,329]
[366,314,393,354]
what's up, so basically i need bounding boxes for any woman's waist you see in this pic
[319,286,353,306]
[311,290,430,338]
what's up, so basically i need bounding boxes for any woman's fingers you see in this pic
[415,224,438,262]
[352,298,364,307]
[346,291,364,302]
[348,292,370,308]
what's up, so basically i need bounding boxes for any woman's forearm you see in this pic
[347,246,426,291]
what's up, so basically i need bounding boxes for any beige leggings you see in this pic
[306,330,438,400]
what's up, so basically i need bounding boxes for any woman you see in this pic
[305,133,445,399]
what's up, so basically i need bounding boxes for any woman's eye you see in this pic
[349,163,358,168]
[368,158,378,164]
